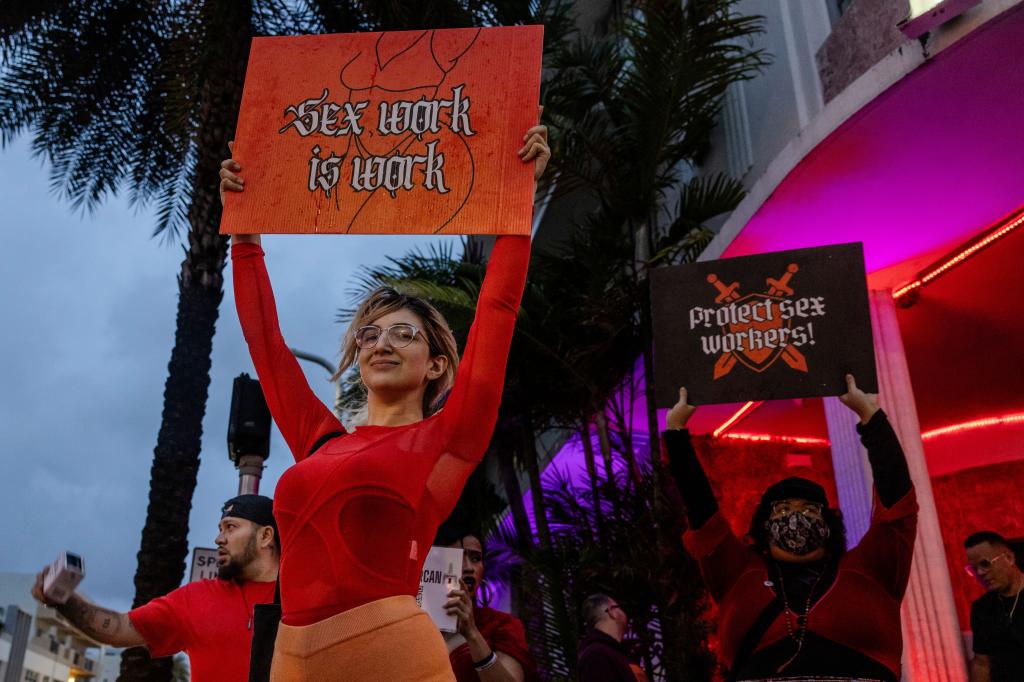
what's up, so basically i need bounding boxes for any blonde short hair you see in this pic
[334,287,459,415]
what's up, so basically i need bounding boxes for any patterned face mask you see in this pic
[766,510,830,555]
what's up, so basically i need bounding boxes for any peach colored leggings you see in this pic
[270,595,455,682]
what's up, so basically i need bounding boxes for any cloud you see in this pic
[0,138,456,612]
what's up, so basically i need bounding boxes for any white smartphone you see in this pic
[42,551,85,605]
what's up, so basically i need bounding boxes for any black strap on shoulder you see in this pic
[727,588,785,681]
[248,579,282,682]
[306,431,345,457]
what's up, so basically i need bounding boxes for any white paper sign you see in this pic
[189,547,220,582]
[416,546,463,633]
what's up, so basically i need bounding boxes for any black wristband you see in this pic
[473,650,498,670]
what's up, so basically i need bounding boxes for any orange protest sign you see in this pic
[220,26,543,235]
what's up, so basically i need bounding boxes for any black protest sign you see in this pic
[650,243,877,407]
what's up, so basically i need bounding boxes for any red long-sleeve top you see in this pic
[684,490,918,676]
[232,236,529,626]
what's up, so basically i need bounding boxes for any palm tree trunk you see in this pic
[578,419,605,545]
[637,217,690,680]
[495,432,534,552]
[519,419,578,678]
[120,4,252,681]
[594,412,624,526]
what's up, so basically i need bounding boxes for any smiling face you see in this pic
[338,288,459,416]
[357,309,449,405]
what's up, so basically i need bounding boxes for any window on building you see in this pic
[24,670,40,682]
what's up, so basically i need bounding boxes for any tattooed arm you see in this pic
[32,568,146,648]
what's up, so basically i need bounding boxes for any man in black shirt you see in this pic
[577,593,648,682]
[966,531,1024,682]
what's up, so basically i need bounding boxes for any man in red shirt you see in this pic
[32,495,279,682]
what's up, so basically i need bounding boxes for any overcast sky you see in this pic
[0,137,455,612]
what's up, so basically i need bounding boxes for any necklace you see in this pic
[774,564,825,673]
[1003,575,1024,622]
[239,582,252,630]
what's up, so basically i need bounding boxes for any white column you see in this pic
[869,289,967,681]
[824,396,873,547]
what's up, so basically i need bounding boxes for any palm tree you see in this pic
[538,4,765,675]
[0,2,545,679]
[545,0,765,463]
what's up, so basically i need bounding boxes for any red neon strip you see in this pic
[712,401,763,438]
[921,413,1024,440]
[894,209,1024,299]
[720,433,829,445]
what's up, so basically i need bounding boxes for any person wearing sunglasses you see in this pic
[220,117,548,680]
[578,594,649,681]
[964,530,1024,681]
[662,375,916,681]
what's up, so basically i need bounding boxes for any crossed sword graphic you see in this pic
[706,263,808,379]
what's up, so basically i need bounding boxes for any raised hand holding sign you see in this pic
[651,243,878,406]
[220,26,543,235]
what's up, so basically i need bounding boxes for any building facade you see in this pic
[0,574,103,682]
[529,0,1024,678]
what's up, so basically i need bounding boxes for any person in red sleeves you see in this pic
[435,518,539,682]
[219,118,549,681]
[31,495,279,682]
[662,375,917,682]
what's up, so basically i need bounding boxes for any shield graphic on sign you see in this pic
[724,293,788,372]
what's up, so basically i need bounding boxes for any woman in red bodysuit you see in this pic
[219,122,549,681]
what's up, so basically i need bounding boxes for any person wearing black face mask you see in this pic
[661,375,916,682]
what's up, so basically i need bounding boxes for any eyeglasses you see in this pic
[770,500,824,518]
[354,324,420,349]
[966,552,1013,577]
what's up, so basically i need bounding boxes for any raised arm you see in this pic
[663,387,718,529]
[838,374,912,507]
[32,567,145,648]
[666,388,753,601]
[439,233,530,455]
[427,123,547,509]
[840,374,917,596]
[222,150,342,461]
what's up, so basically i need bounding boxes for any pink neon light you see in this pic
[921,413,1024,440]
[712,401,763,438]
[893,209,1024,299]
[721,433,829,445]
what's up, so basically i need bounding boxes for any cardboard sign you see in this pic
[221,26,543,235]
[189,547,220,583]
[651,243,877,407]
[416,546,463,633]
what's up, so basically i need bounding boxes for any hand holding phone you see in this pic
[41,551,85,605]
